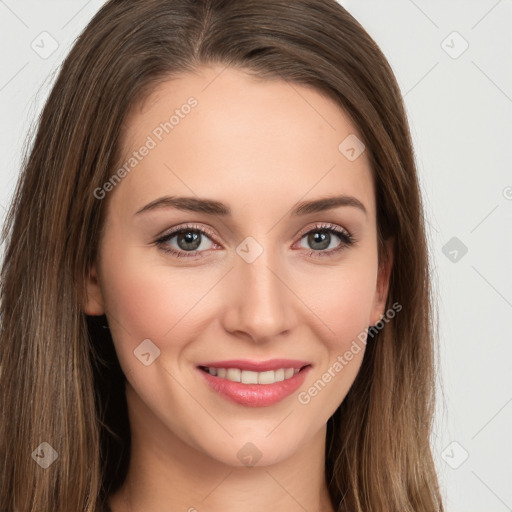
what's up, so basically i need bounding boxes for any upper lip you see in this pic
[198,359,311,372]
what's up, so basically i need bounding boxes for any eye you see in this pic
[155,223,218,259]
[295,223,356,258]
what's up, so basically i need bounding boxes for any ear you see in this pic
[83,263,105,316]
[370,237,394,326]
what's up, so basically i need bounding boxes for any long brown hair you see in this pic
[0,1,444,510]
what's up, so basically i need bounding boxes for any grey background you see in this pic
[1,1,511,510]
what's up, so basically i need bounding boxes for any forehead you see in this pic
[113,65,375,221]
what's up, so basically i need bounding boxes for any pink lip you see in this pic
[198,359,310,372]
[196,363,312,407]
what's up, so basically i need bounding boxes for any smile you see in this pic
[196,360,312,407]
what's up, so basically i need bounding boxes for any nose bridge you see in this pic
[222,237,295,341]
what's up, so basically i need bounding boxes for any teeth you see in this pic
[285,368,295,379]
[226,368,241,382]
[274,368,285,382]
[241,370,258,384]
[258,370,275,384]
[204,366,302,384]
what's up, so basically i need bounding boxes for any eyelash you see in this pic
[154,222,356,260]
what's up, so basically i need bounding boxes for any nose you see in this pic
[220,246,297,343]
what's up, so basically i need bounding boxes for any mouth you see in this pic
[196,359,313,407]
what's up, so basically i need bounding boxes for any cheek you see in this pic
[305,256,378,346]
[100,252,191,338]
[295,257,377,409]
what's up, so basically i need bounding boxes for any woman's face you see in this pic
[85,65,392,467]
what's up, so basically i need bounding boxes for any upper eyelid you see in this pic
[156,223,218,243]
[295,223,351,239]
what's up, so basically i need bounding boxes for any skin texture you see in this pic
[85,65,393,512]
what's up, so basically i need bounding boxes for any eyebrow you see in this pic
[135,194,367,217]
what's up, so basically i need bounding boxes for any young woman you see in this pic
[0,1,444,511]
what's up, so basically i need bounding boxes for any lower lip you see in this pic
[197,366,312,407]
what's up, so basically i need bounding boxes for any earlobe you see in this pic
[83,264,105,316]
[370,237,394,326]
